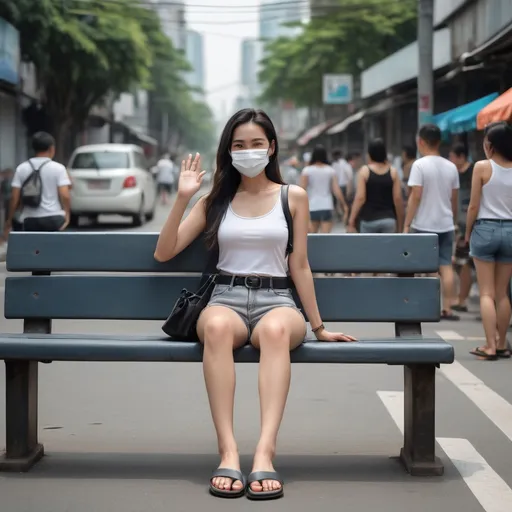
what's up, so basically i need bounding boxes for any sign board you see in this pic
[0,19,20,85]
[323,74,353,105]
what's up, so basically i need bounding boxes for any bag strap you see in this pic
[280,185,294,255]
[27,158,51,172]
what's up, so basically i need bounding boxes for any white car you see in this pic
[68,144,157,226]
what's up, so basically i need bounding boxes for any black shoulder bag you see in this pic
[162,185,294,340]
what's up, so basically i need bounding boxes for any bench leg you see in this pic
[0,361,44,472]
[400,364,443,476]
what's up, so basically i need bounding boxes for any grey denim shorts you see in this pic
[207,282,305,333]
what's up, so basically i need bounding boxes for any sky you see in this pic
[185,0,261,122]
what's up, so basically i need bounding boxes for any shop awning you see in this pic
[477,88,512,130]
[296,119,337,147]
[433,93,499,134]
[327,110,366,135]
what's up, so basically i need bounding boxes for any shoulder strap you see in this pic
[27,159,51,172]
[280,185,294,256]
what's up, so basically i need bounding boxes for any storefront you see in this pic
[0,18,20,171]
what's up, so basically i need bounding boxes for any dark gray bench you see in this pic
[0,232,454,476]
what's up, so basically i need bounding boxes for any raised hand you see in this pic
[177,153,206,200]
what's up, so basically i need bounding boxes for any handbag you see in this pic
[162,185,294,340]
[162,245,219,340]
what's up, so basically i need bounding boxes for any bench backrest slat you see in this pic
[6,232,439,274]
[4,275,441,322]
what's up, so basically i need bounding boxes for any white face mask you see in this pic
[231,149,270,178]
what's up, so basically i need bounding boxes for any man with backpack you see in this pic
[3,132,71,236]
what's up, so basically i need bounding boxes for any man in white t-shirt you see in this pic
[404,124,460,320]
[3,132,71,235]
[331,149,353,221]
[156,153,175,205]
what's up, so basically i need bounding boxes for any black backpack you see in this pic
[20,159,51,208]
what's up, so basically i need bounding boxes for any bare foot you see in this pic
[211,452,243,492]
[250,451,281,493]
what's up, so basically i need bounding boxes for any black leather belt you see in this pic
[215,274,291,290]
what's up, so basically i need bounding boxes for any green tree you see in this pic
[259,0,417,107]
[8,0,153,161]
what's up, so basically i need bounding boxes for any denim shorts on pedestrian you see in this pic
[411,228,455,267]
[359,217,396,234]
[207,281,305,334]
[470,219,512,263]
[310,209,333,222]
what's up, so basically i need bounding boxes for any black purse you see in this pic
[162,245,219,340]
[161,185,294,340]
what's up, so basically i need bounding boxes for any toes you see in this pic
[223,478,233,490]
[250,481,263,492]
[273,480,282,490]
[232,480,243,491]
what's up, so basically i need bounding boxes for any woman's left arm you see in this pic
[465,161,484,242]
[288,186,356,342]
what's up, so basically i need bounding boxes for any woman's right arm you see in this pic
[154,153,207,262]
[347,167,368,231]
[154,195,207,262]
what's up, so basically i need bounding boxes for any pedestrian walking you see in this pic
[465,121,512,360]
[2,132,71,237]
[332,149,353,221]
[299,145,348,233]
[404,124,460,320]
[401,145,416,197]
[154,108,356,500]
[156,153,175,205]
[449,143,475,312]
[347,138,404,234]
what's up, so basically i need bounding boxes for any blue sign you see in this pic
[323,74,353,105]
[0,18,20,85]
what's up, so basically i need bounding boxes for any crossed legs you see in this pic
[197,305,305,494]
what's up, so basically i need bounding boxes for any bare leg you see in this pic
[319,221,333,234]
[197,306,248,491]
[495,263,512,351]
[473,258,497,355]
[249,307,306,493]
[439,264,457,314]
[309,220,320,233]
[456,263,473,308]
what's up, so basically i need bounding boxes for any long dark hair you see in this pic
[204,108,284,249]
[485,121,512,161]
[310,145,329,165]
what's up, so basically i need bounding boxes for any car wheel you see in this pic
[132,196,146,227]
[69,214,80,227]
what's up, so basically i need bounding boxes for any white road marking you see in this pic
[379,391,512,512]
[440,361,512,443]
[437,438,512,512]
[436,330,465,340]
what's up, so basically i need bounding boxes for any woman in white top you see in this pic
[465,121,512,360]
[299,145,348,233]
[154,109,355,500]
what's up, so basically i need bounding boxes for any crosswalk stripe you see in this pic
[435,330,465,340]
[437,438,512,512]
[378,391,512,512]
[440,361,512,443]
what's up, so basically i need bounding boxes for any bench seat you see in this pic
[0,334,454,365]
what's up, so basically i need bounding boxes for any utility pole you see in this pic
[417,0,434,129]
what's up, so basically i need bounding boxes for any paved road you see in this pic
[1,199,511,512]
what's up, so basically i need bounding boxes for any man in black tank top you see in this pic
[449,144,474,312]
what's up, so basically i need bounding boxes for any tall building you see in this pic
[149,0,187,50]
[259,0,302,41]
[185,30,205,95]
[241,39,261,98]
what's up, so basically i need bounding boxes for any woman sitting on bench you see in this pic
[155,108,355,501]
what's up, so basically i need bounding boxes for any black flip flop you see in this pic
[246,471,284,500]
[209,468,246,499]
[497,349,511,359]
[470,347,498,361]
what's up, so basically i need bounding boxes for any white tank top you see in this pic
[217,189,289,277]
[477,160,512,220]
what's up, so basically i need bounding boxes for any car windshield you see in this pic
[71,151,129,170]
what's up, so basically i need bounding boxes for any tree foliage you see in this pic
[258,0,417,107]
[4,0,215,160]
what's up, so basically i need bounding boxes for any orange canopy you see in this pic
[477,88,512,130]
